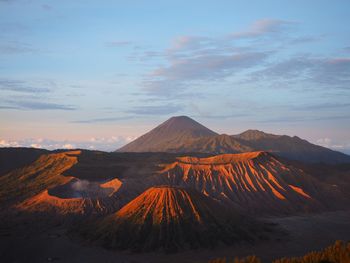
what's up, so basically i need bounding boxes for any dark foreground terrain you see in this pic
[0,211,349,263]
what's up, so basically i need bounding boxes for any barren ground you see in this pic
[0,210,349,263]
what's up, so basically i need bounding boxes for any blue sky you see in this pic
[0,0,350,152]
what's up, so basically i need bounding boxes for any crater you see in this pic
[48,178,119,199]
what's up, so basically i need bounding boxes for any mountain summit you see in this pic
[117,116,217,152]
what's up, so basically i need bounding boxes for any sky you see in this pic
[0,0,350,153]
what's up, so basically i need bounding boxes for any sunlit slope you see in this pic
[0,151,80,207]
[155,152,344,214]
[86,186,267,252]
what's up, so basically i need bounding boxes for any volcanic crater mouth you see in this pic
[48,179,115,199]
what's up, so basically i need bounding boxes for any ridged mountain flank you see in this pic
[83,186,268,252]
[154,152,345,214]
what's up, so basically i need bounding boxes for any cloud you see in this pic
[153,52,268,81]
[1,100,77,110]
[248,55,350,89]
[106,41,132,47]
[127,104,182,115]
[72,104,182,123]
[132,18,335,102]
[257,115,350,123]
[0,41,37,54]
[143,51,269,97]
[0,22,28,34]
[135,18,303,98]
[0,78,83,111]
[293,102,350,111]
[316,138,350,154]
[230,19,293,39]
[71,116,132,124]
[289,35,325,45]
[0,79,51,93]
[0,136,136,151]
[167,36,212,53]
[41,4,52,11]
[343,46,350,52]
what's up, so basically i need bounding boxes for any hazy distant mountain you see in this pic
[117,116,350,164]
[117,116,218,152]
[232,130,350,163]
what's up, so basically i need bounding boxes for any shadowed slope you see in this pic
[182,134,254,154]
[84,186,267,253]
[0,147,49,176]
[233,130,350,163]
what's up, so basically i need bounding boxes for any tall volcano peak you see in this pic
[117,116,217,152]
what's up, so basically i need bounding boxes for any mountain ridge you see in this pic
[117,116,350,164]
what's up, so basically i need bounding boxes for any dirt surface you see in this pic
[1,210,349,263]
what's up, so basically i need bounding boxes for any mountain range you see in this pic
[118,116,350,164]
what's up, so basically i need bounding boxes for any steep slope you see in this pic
[84,186,269,252]
[117,116,217,152]
[233,130,350,163]
[154,152,345,215]
[0,150,80,207]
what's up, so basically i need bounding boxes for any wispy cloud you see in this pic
[248,55,350,88]
[258,115,350,123]
[0,40,37,54]
[135,18,304,98]
[1,100,77,110]
[143,51,270,97]
[0,79,51,93]
[0,78,82,111]
[106,40,133,47]
[41,4,52,11]
[230,19,294,39]
[127,104,182,115]
[293,102,350,111]
[71,116,132,124]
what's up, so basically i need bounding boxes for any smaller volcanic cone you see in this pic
[83,186,269,253]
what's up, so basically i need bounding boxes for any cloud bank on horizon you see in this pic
[0,0,349,153]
